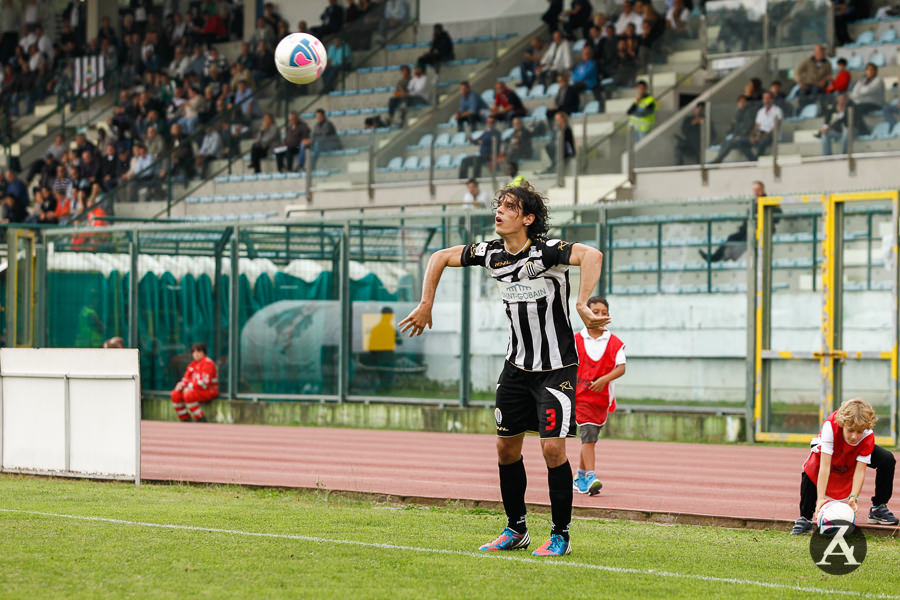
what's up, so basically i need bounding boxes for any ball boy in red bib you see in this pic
[573,296,626,495]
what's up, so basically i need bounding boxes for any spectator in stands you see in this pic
[417,24,454,73]
[615,0,643,36]
[27,152,56,189]
[458,116,499,179]
[251,16,275,50]
[770,80,793,117]
[171,342,218,423]
[520,36,546,90]
[275,112,311,172]
[380,0,409,38]
[636,0,665,47]
[388,64,428,126]
[306,108,342,171]
[312,0,345,38]
[612,38,638,87]
[263,2,286,32]
[163,122,196,181]
[535,29,571,88]
[744,78,763,106]
[749,91,783,158]
[77,150,99,190]
[322,35,352,93]
[489,81,526,124]
[1,193,25,223]
[196,123,224,179]
[0,0,16,64]
[572,45,600,104]
[463,178,489,208]
[121,144,156,195]
[543,0,564,32]
[674,102,712,165]
[234,79,256,121]
[98,143,119,191]
[851,63,884,117]
[666,0,692,39]
[27,187,57,224]
[711,95,756,163]
[544,111,575,172]
[562,0,593,40]
[251,40,276,82]
[826,57,851,98]
[818,93,867,155]
[794,44,832,108]
[503,116,533,171]
[250,113,280,174]
[547,71,580,124]
[104,337,125,349]
[627,80,656,143]
[455,81,487,132]
[144,125,164,162]
[834,0,867,46]
[4,169,26,209]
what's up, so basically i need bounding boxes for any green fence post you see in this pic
[35,236,48,347]
[228,227,240,399]
[338,223,351,402]
[460,211,472,407]
[129,229,139,348]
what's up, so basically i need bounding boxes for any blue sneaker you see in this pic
[532,534,571,556]
[573,475,588,494]
[586,475,603,496]
[478,527,530,551]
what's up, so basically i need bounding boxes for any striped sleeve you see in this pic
[460,242,489,267]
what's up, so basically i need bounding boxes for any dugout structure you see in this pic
[753,191,899,445]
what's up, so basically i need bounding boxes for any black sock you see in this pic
[499,458,527,534]
[548,460,573,541]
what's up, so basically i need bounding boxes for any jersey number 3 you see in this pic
[544,408,557,431]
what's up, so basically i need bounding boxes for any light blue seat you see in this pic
[452,153,468,168]
[504,66,522,82]
[434,132,452,147]
[855,30,876,46]
[572,39,586,53]
[788,103,819,122]
[870,51,887,67]
[450,131,468,146]
[880,27,898,43]
[501,127,515,141]
[417,156,431,171]
[434,153,453,169]
[528,84,546,99]
[544,82,560,99]
[584,100,600,114]
[377,156,403,173]
[401,156,419,170]
[515,85,529,99]
[531,105,548,121]
[409,133,433,149]
[848,54,865,70]
[481,89,494,105]
[891,122,900,137]
[863,121,891,139]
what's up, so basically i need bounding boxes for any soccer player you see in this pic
[399,181,605,557]
[790,398,876,534]
[572,296,625,496]
[171,342,219,423]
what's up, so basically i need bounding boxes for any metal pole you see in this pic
[626,125,635,185]
[555,125,564,188]
[338,223,351,402]
[134,371,141,486]
[428,131,436,199]
[701,102,710,185]
[762,9,769,54]
[491,20,498,65]
[128,230,139,348]
[827,2,836,55]
[771,118,780,180]
[847,105,856,174]
[700,15,708,70]
[35,240,47,347]
[305,145,314,203]
[63,374,70,472]
[367,132,375,200]
[647,63,654,97]
[744,202,757,443]
[460,212,472,407]
[227,227,239,399]
[490,131,498,192]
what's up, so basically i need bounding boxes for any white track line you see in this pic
[0,508,895,599]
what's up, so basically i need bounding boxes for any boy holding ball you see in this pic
[790,398,876,534]
[573,296,626,495]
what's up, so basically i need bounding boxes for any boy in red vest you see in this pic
[790,398,877,534]
[171,342,219,423]
[573,296,625,495]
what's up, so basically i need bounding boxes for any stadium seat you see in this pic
[450,131,468,146]
[452,152,468,168]
[401,156,419,170]
[481,89,494,106]
[531,105,548,121]
[417,156,431,171]
[434,153,453,169]
[853,30,876,46]
[377,156,403,173]
[847,54,865,70]
[869,51,887,67]
[501,127,514,141]
[584,100,600,114]
[891,122,900,138]
[880,27,898,43]
[409,133,433,150]
[789,103,820,121]
[544,82,560,99]
[862,121,891,140]
[527,84,546,99]
[500,65,522,83]
[515,85,529,99]
[572,39,586,53]
[434,132,452,147]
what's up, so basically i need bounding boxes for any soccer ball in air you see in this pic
[818,500,856,535]
[275,33,328,85]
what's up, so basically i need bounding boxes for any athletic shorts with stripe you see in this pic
[494,361,578,438]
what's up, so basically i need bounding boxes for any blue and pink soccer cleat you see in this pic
[532,534,571,556]
[478,527,530,551]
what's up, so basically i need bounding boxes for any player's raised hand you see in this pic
[577,304,611,330]
[398,303,433,337]
[588,377,608,393]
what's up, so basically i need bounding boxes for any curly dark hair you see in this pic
[491,181,550,239]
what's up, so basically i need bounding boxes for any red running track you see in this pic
[141,421,887,525]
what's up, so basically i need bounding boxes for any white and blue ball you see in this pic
[818,500,856,534]
[275,33,328,85]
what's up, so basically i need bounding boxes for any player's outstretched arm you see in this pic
[568,243,610,330]
[398,245,465,337]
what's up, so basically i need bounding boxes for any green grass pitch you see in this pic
[1,475,899,599]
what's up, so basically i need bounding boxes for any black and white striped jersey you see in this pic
[460,237,576,372]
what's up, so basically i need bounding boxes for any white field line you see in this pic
[0,508,895,599]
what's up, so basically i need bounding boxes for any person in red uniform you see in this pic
[790,398,877,534]
[171,342,218,422]
[572,296,626,496]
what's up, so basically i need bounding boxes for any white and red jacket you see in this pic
[574,329,625,427]
[803,411,874,500]
[179,356,219,395]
